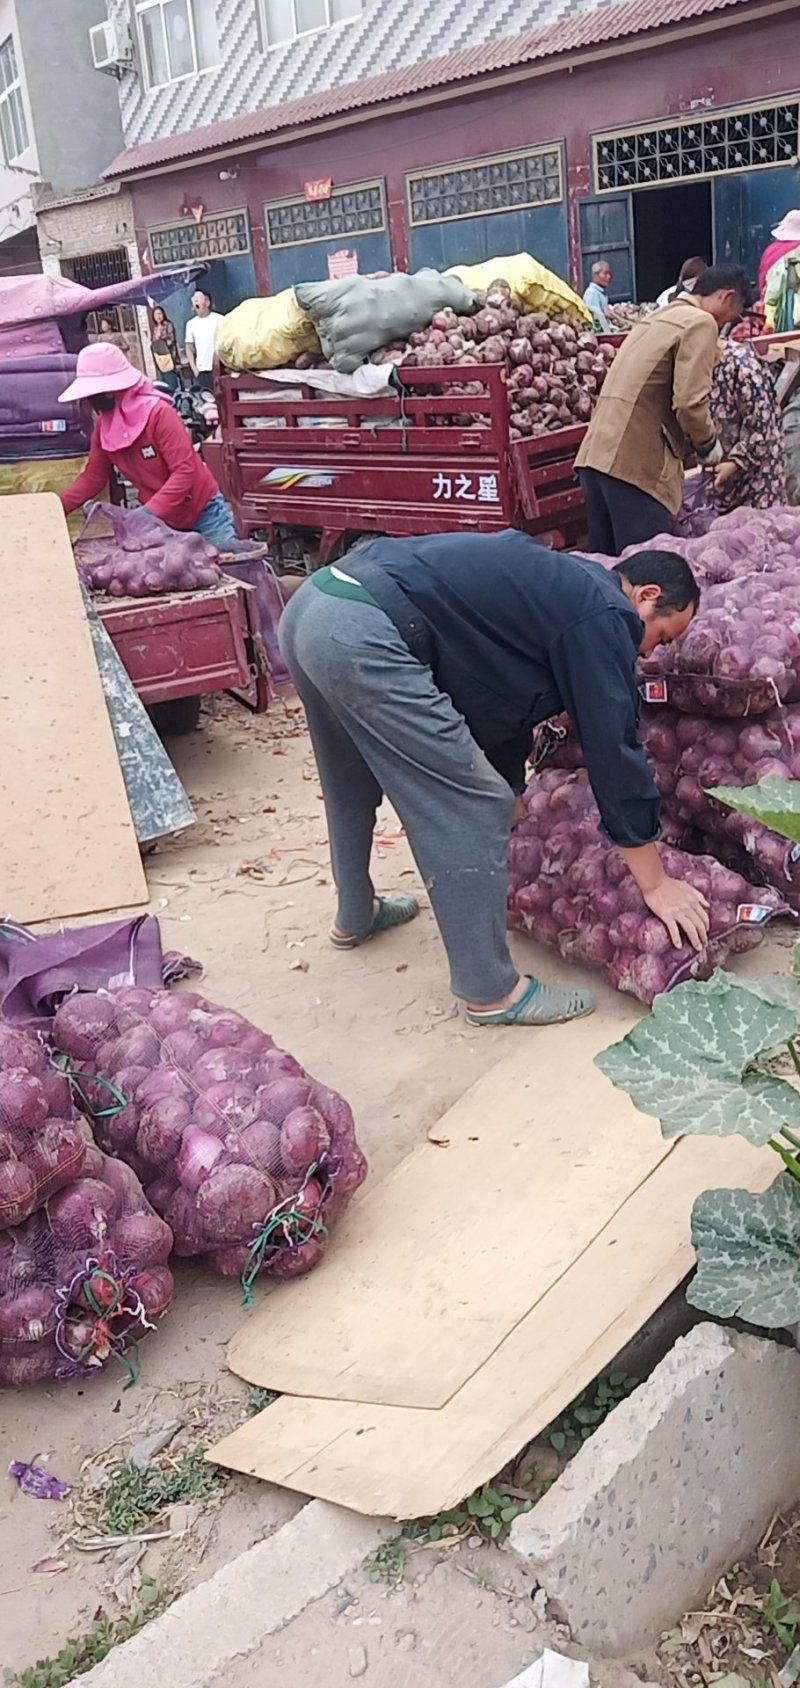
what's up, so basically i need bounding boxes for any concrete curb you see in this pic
[71,1500,395,1688]
[509,1323,800,1655]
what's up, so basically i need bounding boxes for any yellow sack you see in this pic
[217,291,320,370]
[0,456,93,539]
[445,252,591,325]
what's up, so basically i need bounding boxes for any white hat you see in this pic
[771,211,800,242]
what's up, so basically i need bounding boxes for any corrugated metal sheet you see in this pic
[106,0,755,178]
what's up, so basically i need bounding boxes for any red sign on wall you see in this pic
[304,178,332,202]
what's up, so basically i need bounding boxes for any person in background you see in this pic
[583,261,612,332]
[280,534,707,1029]
[98,315,130,355]
[57,342,238,547]
[758,211,800,298]
[576,264,753,554]
[655,256,708,310]
[150,304,179,392]
[184,289,224,385]
[710,339,785,511]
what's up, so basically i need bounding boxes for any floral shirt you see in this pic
[710,343,785,511]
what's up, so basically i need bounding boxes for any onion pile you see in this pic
[385,278,616,437]
[508,769,786,1005]
[0,1023,173,1387]
[53,988,366,1284]
[0,1024,87,1232]
[76,529,222,598]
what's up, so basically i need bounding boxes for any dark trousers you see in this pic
[580,467,671,555]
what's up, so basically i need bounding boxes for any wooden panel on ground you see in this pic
[0,494,147,921]
[227,1013,676,1409]
[210,1132,775,1519]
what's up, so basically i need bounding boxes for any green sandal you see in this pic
[466,975,594,1027]
[330,894,420,951]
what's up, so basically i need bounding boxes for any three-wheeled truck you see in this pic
[209,363,590,569]
[209,328,800,571]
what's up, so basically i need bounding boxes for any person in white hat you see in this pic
[758,211,800,298]
[58,341,238,546]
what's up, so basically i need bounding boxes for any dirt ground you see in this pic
[657,1505,800,1685]
[1,690,792,1678]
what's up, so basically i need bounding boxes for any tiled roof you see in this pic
[104,0,754,179]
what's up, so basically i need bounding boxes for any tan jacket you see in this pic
[575,298,719,514]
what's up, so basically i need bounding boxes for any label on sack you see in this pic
[639,680,669,704]
[736,903,773,925]
[790,845,800,864]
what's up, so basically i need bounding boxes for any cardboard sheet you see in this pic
[227,1016,676,1408]
[0,494,147,921]
[211,1130,775,1519]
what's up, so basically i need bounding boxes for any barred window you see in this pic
[595,101,800,192]
[407,147,562,227]
[69,249,131,290]
[149,211,251,268]
[265,181,385,249]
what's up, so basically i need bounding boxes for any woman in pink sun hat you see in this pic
[58,341,238,547]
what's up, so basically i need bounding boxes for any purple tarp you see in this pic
[0,917,199,1029]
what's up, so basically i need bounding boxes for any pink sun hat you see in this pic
[59,341,142,403]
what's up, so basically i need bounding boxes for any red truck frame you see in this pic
[213,364,588,567]
[98,579,270,719]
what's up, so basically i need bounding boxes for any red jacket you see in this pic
[758,238,800,298]
[61,401,219,530]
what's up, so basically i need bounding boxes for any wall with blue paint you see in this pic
[265,230,393,292]
[168,255,257,349]
[407,203,568,281]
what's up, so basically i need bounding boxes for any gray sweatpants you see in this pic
[278,584,518,1006]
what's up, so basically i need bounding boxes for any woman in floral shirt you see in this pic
[710,341,785,510]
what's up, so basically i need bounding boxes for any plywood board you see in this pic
[228,1013,675,1408]
[0,495,147,921]
[211,1131,776,1519]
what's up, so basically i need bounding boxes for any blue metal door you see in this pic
[714,165,800,280]
[578,194,635,301]
[407,203,569,281]
[266,231,392,293]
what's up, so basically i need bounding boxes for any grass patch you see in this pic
[102,1447,218,1536]
[4,1581,168,1687]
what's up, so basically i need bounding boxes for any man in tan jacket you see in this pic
[576,264,754,553]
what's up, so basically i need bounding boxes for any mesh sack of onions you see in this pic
[580,507,800,592]
[649,703,800,899]
[507,770,789,1005]
[0,1022,173,1387]
[532,706,800,903]
[638,569,800,717]
[52,989,367,1291]
[75,503,222,598]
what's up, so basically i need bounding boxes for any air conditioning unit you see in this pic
[89,18,133,73]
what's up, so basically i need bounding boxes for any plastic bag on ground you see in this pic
[0,915,198,1031]
[216,292,320,372]
[507,770,789,1005]
[75,502,222,598]
[295,270,477,374]
[445,252,591,324]
[52,989,367,1288]
[0,1022,173,1386]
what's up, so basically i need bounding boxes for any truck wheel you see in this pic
[149,696,202,738]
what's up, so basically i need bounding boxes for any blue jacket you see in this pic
[347,530,660,849]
